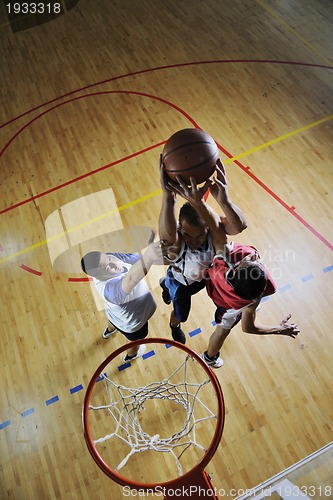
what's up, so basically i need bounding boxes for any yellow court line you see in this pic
[0,188,162,264]
[1,115,332,265]
[224,114,333,164]
[255,0,333,67]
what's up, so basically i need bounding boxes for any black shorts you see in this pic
[110,321,149,341]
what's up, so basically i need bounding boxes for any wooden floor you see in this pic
[0,0,332,498]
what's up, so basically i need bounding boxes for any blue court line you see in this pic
[0,420,11,430]
[189,327,202,337]
[118,362,131,371]
[46,396,59,406]
[21,408,34,417]
[96,373,107,382]
[117,350,156,370]
[143,349,155,359]
[1,264,332,431]
[70,384,83,394]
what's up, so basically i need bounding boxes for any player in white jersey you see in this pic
[81,235,162,362]
[159,157,247,344]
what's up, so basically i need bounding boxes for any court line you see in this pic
[1,265,332,432]
[1,111,332,263]
[301,274,313,283]
[222,115,333,162]
[0,141,165,215]
[0,188,163,263]
[46,396,59,406]
[1,59,332,130]
[1,93,331,219]
[70,385,83,394]
[20,264,42,276]
[0,89,197,215]
[255,0,333,67]
[0,92,332,263]
[68,277,91,282]
[21,408,34,417]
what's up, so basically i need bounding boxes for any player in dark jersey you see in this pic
[159,158,247,344]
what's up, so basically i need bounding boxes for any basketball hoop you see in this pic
[82,338,225,498]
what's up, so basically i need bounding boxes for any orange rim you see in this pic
[82,337,225,490]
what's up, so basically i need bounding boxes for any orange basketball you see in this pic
[162,128,219,184]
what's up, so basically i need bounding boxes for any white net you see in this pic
[88,354,218,476]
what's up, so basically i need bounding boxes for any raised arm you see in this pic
[241,301,300,338]
[122,232,164,294]
[210,159,247,235]
[158,156,179,246]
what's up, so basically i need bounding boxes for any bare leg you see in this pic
[125,341,146,359]
[207,325,231,358]
[107,320,118,334]
[124,324,148,359]
[126,343,139,357]
[170,310,181,327]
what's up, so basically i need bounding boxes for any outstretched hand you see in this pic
[167,158,230,207]
[209,159,230,205]
[278,314,300,338]
[166,175,213,206]
[145,229,174,265]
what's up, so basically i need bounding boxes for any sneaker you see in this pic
[159,277,171,305]
[122,344,146,363]
[102,326,117,339]
[201,351,224,369]
[170,322,186,344]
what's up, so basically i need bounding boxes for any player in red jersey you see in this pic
[168,173,299,368]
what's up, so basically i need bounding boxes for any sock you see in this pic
[124,352,136,361]
[204,351,218,361]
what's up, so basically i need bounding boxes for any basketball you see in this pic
[162,128,219,184]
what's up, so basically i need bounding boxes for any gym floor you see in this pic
[0,0,332,498]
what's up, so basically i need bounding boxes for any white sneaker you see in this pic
[102,326,117,339]
[201,351,224,369]
[122,344,147,363]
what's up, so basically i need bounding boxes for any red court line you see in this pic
[0,90,198,215]
[1,59,332,129]
[1,90,332,253]
[20,264,42,276]
[233,160,333,251]
[0,143,164,215]
[214,146,333,252]
[68,277,92,282]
